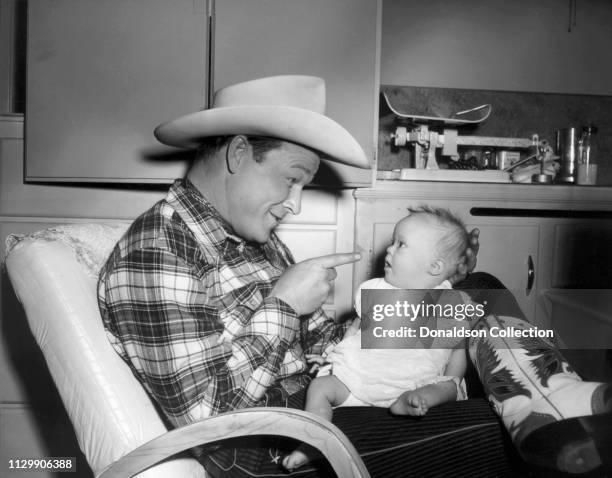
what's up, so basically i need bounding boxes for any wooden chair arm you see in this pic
[98,407,370,478]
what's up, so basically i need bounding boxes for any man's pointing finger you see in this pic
[309,252,362,268]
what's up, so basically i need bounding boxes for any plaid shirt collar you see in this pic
[167,178,291,270]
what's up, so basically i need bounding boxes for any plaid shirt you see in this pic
[98,179,342,427]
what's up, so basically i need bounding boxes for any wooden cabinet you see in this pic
[213,0,380,186]
[535,218,612,346]
[380,0,612,96]
[466,223,539,320]
[549,222,612,289]
[26,0,210,183]
[26,0,379,185]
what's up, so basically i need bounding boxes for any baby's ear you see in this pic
[429,258,445,276]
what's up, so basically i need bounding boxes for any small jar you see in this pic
[577,126,598,185]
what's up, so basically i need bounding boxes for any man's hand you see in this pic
[270,252,361,316]
[449,228,479,285]
[305,353,328,374]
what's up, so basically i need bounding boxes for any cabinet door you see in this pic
[214,0,379,187]
[467,224,539,322]
[551,222,612,288]
[26,0,209,183]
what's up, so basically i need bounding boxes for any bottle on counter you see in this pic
[577,125,598,185]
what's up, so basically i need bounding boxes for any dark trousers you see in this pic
[202,397,513,478]
[201,273,523,477]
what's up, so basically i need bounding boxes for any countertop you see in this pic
[357,178,612,211]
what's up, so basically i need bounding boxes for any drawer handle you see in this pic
[527,255,535,295]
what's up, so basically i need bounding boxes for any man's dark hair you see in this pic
[194,135,284,164]
[248,136,285,162]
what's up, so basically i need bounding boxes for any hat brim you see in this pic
[154,105,370,169]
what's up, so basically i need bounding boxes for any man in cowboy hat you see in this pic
[98,75,611,477]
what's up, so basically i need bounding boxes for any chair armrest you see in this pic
[98,407,370,478]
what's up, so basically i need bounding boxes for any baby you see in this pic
[283,206,471,471]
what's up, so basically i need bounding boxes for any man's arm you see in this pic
[102,247,302,427]
[268,251,361,356]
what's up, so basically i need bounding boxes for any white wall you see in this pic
[381,0,612,95]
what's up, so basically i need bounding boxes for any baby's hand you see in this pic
[390,390,429,416]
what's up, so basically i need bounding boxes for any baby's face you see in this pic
[384,215,441,288]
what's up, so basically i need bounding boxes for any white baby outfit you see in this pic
[322,277,467,408]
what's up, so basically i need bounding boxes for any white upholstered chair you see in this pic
[4,223,369,478]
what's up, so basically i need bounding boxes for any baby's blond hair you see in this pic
[406,206,469,275]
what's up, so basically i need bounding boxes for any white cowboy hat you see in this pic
[154,75,370,169]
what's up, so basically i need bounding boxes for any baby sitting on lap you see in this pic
[284,206,472,471]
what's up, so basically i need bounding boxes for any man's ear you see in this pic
[429,258,445,277]
[226,135,251,174]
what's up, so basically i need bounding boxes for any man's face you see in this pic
[384,215,440,288]
[226,140,320,243]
